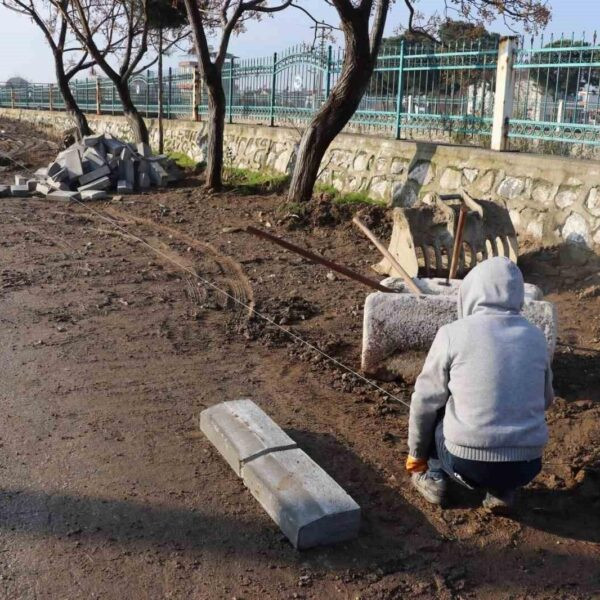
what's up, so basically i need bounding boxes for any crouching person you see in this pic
[406,257,554,513]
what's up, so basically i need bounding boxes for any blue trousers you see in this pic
[430,419,542,495]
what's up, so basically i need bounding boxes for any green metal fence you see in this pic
[1,34,599,156]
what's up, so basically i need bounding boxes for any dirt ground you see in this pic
[0,118,599,599]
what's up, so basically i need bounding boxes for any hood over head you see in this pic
[458,257,524,318]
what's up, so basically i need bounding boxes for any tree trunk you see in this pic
[287,23,375,203]
[204,73,226,191]
[55,56,91,137]
[158,28,164,154]
[115,80,150,144]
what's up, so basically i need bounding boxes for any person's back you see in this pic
[406,257,553,512]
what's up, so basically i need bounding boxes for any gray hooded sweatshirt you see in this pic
[408,257,554,462]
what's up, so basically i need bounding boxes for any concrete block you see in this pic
[26,179,37,192]
[0,184,10,197]
[34,167,49,178]
[48,179,70,191]
[199,399,297,476]
[50,167,69,183]
[361,282,557,377]
[79,164,111,186]
[149,161,169,186]
[83,134,102,147]
[384,277,543,301]
[83,147,106,169]
[139,172,151,189]
[103,136,125,154]
[242,448,361,549]
[118,148,135,185]
[36,183,51,195]
[78,176,111,192]
[57,147,83,179]
[10,184,30,197]
[47,190,81,201]
[117,179,133,194]
[47,162,62,177]
[15,175,27,185]
[80,190,108,201]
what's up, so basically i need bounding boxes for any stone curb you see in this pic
[200,399,361,549]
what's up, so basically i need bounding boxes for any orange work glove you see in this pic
[406,456,428,473]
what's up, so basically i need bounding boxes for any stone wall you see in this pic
[2,107,599,250]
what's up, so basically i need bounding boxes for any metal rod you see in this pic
[352,216,421,295]
[245,226,395,293]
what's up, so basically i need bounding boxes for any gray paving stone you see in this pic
[149,161,169,186]
[78,176,111,192]
[58,147,83,179]
[50,167,69,183]
[10,184,30,197]
[83,147,106,169]
[47,162,62,177]
[83,134,102,147]
[117,179,133,194]
[48,179,70,191]
[118,148,135,185]
[242,448,361,549]
[47,190,81,201]
[36,183,51,195]
[139,172,151,189]
[79,164,111,186]
[80,190,108,201]
[200,399,297,476]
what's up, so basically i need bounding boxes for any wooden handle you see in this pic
[448,205,468,280]
[352,216,421,295]
[245,225,396,293]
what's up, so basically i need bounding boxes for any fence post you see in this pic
[11,88,15,109]
[146,70,150,117]
[49,84,53,111]
[168,67,172,120]
[394,40,405,139]
[111,84,115,115]
[85,78,89,112]
[490,36,517,151]
[96,78,101,114]
[270,52,277,127]
[228,57,234,124]
[325,45,332,98]
[192,68,199,121]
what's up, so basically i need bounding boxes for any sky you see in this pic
[0,0,597,82]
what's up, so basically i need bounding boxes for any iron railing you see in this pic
[1,34,599,157]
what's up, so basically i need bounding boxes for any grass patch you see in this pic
[167,151,198,170]
[314,183,384,207]
[333,191,385,206]
[224,167,289,194]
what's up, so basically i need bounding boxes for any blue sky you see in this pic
[0,0,596,82]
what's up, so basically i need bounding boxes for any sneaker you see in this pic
[411,471,447,505]
[482,489,517,514]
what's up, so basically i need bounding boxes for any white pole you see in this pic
[491,36,518,151]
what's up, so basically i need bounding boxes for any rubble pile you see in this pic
[0,133,181,200]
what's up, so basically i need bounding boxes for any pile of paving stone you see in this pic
[0,133,181,200]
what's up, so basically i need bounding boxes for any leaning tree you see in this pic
[287,0,551,203]
[1,0,98,136]
[181,0,292,191]
[53,0,188,144]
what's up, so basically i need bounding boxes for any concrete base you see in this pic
[362,277,557,379]
[242,448,361,550]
